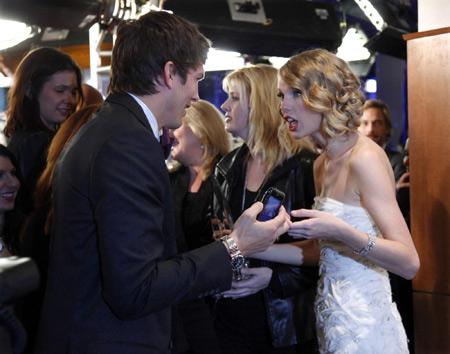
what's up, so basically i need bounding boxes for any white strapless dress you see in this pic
[313,197,409,354]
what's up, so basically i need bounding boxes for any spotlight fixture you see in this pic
[99,0,137,30]
[227,0,267,24]
[336,26,371,62]
[354,0,386,31]
[0,19,39,51]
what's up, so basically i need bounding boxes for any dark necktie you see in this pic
[160,126,174,159]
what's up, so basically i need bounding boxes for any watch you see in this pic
[221,235,245,271]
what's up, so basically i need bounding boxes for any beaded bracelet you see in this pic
[354,233,376,256]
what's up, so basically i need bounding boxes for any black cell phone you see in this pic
[258,187,285,221]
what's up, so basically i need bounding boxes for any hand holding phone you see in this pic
[258,187,285,221]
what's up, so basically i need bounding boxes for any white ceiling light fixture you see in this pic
[336,26,371,62]
[204,48,245,72]
[354,0,386,31]
[269,56,289,69]
[99,0,137,29]
[0,20,38,51]
[364,78,377,93]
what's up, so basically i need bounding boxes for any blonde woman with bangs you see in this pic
[254,49,419,353]
[169,99,231,354]
[212,64,320,354]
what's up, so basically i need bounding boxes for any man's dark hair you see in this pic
[107,11,211,95]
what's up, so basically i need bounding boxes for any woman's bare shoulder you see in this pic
[349,135,389,168]
[348,134,395,186]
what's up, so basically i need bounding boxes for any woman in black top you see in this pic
[3,47,83,252]
[212,65,319,354]
[169,99,231,354]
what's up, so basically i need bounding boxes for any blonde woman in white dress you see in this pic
[253,49,420,354]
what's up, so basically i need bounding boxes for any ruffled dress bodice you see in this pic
[313,197,408,354]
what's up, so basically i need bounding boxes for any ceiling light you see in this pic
[269,57,289,69]
[364,78,377,93]
[99,0,137,28]
[204,48,244,72]
[354,0,386,31]
[336,27,371,62]
[0,20,37,51]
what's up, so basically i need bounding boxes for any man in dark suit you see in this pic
[35,11,288,354]
[358,99,406,181]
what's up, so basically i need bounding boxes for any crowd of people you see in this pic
[0,10,419,354]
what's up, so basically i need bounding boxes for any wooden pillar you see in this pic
[404,27,450,354]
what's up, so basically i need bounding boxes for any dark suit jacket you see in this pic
[385,146,406,182]
[35,93,232,354]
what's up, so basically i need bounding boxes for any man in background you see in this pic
[358,99,406,181]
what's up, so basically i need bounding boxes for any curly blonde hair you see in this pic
[223,64,312,174]
[279,49,365,139]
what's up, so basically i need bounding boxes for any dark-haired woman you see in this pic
[3,47,83,252]
[0,145,20,258]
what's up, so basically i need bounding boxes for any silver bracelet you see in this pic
[354,233,376,256]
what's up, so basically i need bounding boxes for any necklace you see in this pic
[241,160,250,212]
[241,157,268,211]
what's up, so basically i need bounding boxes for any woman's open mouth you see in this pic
[284,116,298,131]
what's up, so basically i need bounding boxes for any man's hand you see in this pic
[220,267,272,299]
[230,202,289,256]
[396,172,410,191]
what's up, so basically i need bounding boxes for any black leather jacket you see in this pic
[212,144,319,347]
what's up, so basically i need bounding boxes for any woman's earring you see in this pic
[200,144,204,149]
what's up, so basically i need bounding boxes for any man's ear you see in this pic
[163,61,176,89]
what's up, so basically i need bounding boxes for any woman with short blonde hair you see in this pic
[169,99,231,354]
[222,64,313,173]
[213,64,319,353]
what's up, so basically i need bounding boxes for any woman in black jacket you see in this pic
[212,64,320,354]
[169,99,231,354]
[3,47,83,253]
